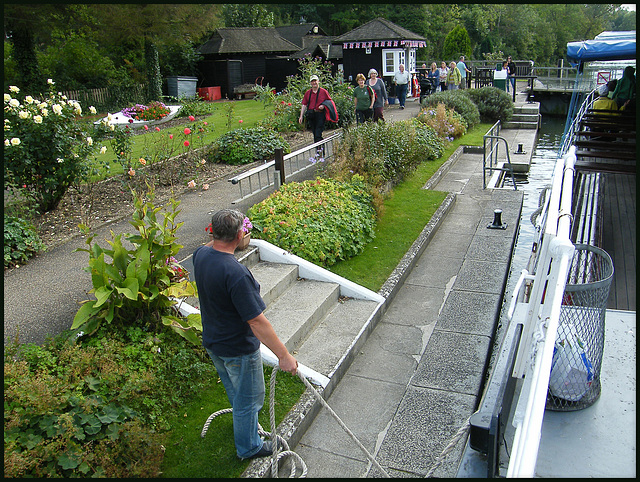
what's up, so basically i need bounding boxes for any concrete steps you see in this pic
[504,104,540,129]
[240,243,384,380]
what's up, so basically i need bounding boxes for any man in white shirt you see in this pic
[393,64,411,109]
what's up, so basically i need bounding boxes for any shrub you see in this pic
[173,96,217,118]
[4,81,109,212]
[208,126,289,165]
[4,214,45,268]
[72,191,200,345]
[421,90,480,128]
[247,176,377,267]
[462,86,513,122]
[329,120,444,192]
[3,326,215,477]
[416,102,468,141]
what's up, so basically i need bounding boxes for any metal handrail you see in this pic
[483,120,517,190]
[228,131,343,203]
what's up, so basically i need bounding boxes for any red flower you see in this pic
[169,134,173,139]
[144,125,148,131]
[184,141,190,147]
[189,115,195,121]
[184,128,191,135]
[155,126,160,131]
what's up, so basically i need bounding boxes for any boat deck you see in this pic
[602,172,636,311]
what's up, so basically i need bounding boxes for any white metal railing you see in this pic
[505,146,578,478]
[228,131,343,203]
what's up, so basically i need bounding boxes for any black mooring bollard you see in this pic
[487,209,507,230]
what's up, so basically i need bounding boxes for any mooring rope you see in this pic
[201,367,472,478]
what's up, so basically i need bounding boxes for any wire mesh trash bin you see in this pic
[546,244,614,411]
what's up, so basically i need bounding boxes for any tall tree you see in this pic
[223,4,274,27]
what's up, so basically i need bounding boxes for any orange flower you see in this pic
[139,158,146,166]
[128,168,135,176]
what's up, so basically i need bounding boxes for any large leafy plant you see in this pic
[72,191,201,344]
[248,175,377,267]
[208,126,289,165]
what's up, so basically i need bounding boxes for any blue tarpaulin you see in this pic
[566,31,636,64]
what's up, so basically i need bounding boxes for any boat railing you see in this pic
[558,88,598,158]
[228,131,343,203]
[504,146,578,477]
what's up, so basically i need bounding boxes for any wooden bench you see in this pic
[571,171,605,247]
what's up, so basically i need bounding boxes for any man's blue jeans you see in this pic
[507,76,515,92]
[206,348,265,459]
[396,83,408,107]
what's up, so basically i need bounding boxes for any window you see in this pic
[382,49,406,76]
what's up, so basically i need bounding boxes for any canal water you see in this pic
[504,115,567,297]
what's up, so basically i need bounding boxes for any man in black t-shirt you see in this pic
[193,209,298,460]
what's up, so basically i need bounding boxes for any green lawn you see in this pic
[92,100,274,178]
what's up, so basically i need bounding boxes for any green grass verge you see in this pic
[160,366,305,478]
[328,122,491,291]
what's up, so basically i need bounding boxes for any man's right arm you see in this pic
[247,313,298,374]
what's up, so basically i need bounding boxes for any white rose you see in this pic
[4,94,11,102]
[11,137,20,146]
[41,109,48,117]
[47,79,55,85]
[18,111,30,119]
[86,137,93,146]
[9,99,20,108]
[25,96,34,104]
[57,158,64,163]
[9,86,20,93]
[33,115,43,124]
[5,139,10,146]
[90,106,97,114]
[100,146,107,154]
[52,104,63,115]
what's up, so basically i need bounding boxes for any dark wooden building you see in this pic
[197,23,330,97]
[332,18,426,88]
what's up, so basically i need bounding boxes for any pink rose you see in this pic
[189,115,195,121]
[184,128,191,135]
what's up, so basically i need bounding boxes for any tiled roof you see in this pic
[275,23,327,48]
[198,27,301,55]
[333,17,425,42]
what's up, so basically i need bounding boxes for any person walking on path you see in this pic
[506,56,517,93]
[439,61,449,91]
[192,209,298,461]
[447,61,461,90]
[393,63,411,109]
[299,75,332,143]
[353,73,375,124]
[457,55,471,89]
[368,69,388,122]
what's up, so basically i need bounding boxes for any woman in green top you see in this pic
[353,73,375,124]
[446,61,461,90]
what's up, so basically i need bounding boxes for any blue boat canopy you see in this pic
[566,30,636,64]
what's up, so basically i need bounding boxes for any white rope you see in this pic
[424,417,471,478]
[201,367,473,478]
